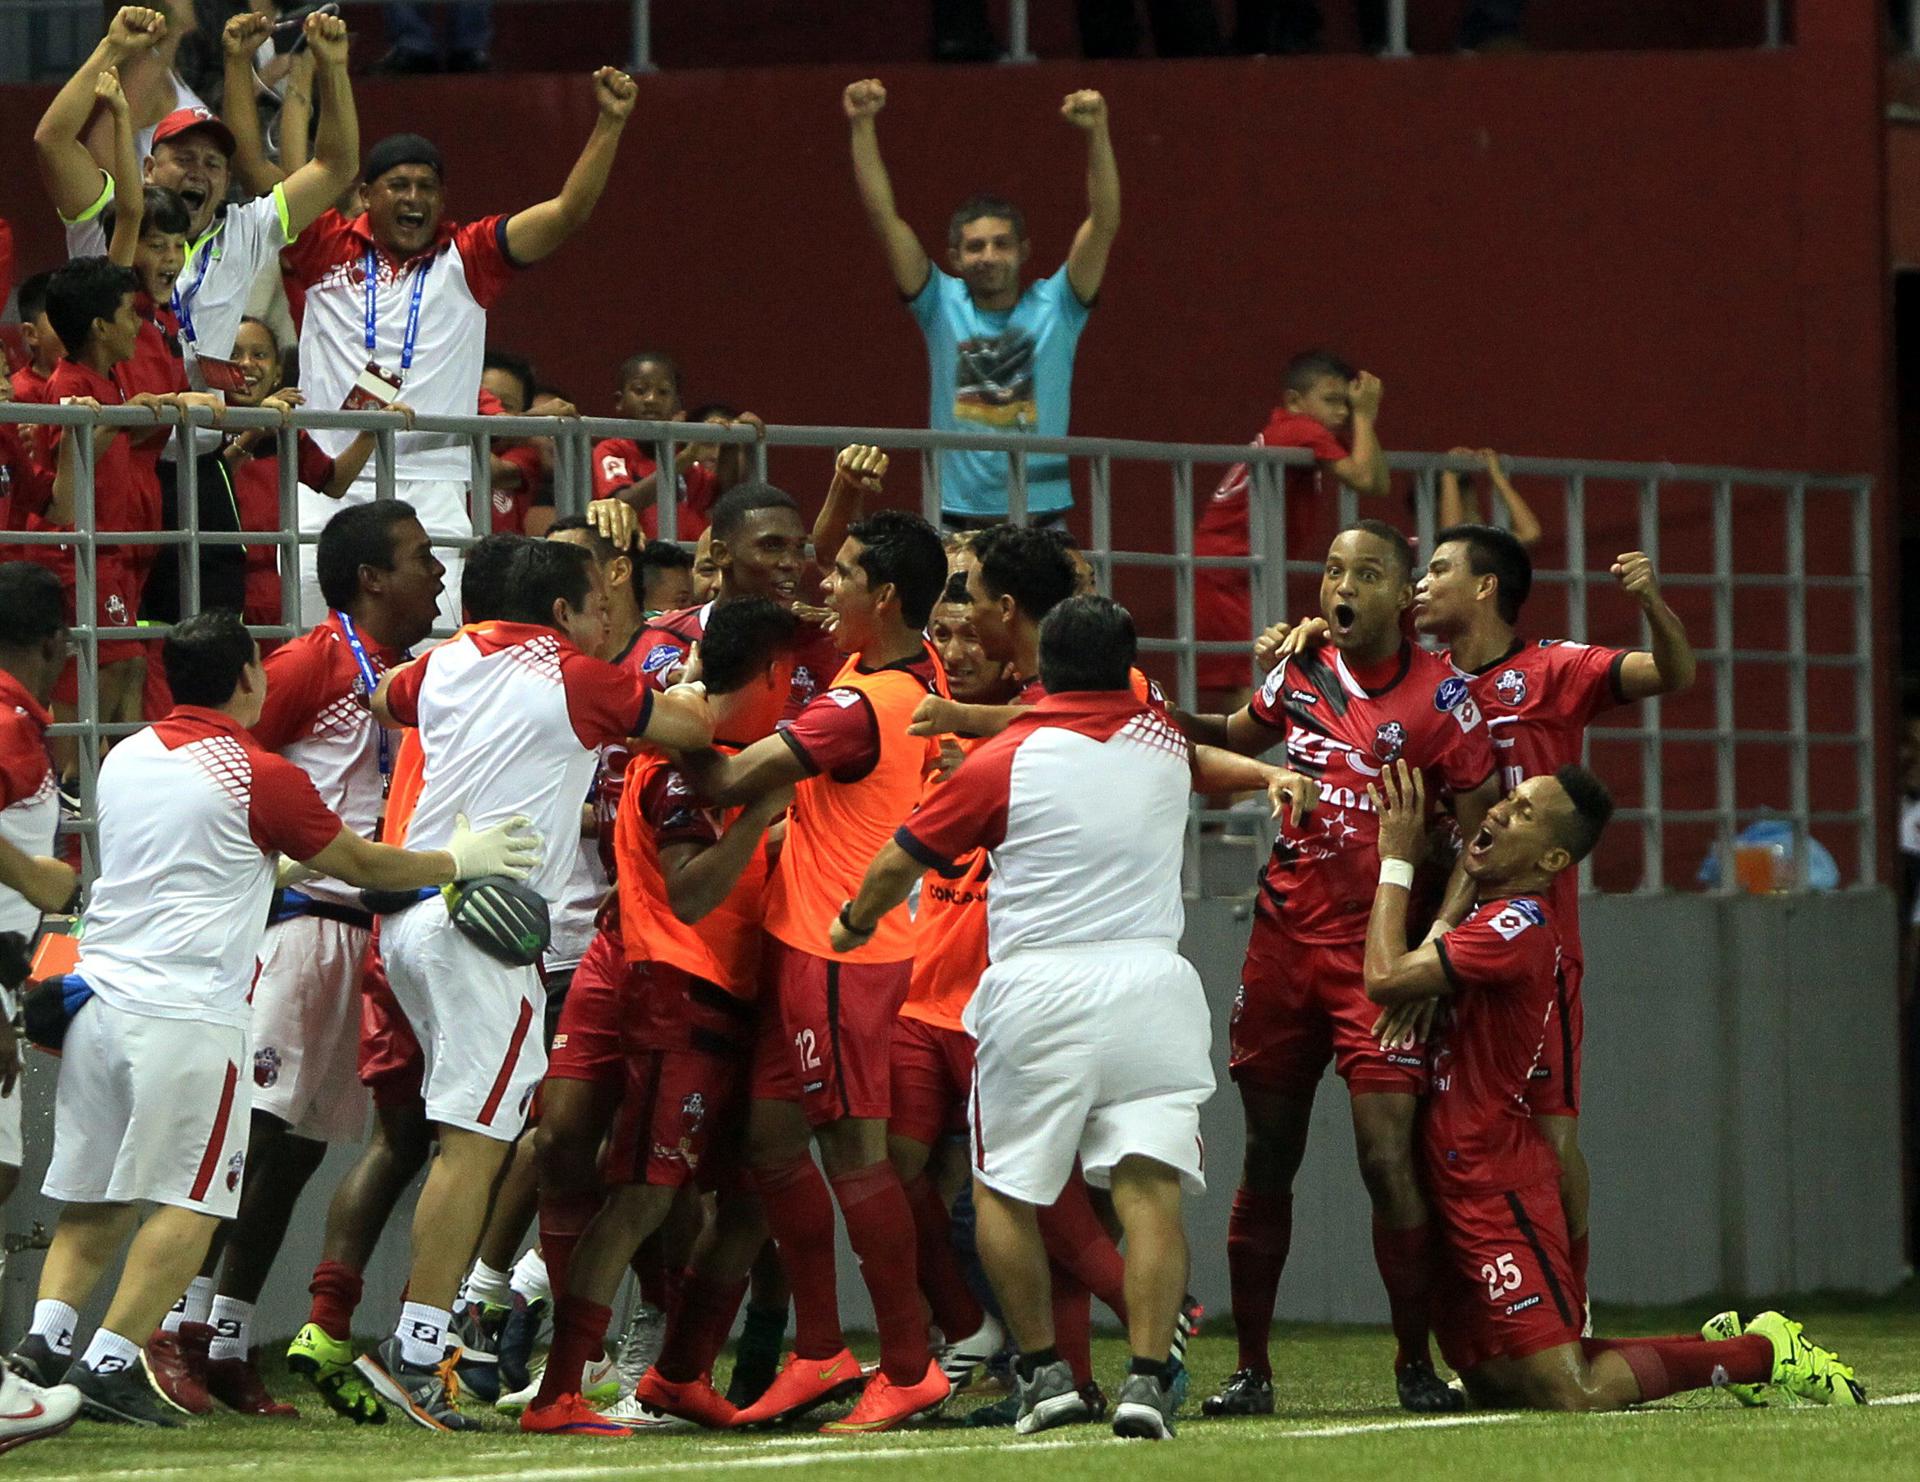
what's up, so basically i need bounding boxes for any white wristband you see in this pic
[1379,858,1416,891]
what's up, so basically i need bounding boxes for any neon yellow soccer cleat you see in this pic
[1745,1311,1866,1407]
[287,1322,387,1424]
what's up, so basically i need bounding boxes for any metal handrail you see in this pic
[0,401,1877,895]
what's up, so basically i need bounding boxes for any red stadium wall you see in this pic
[0,11,1891,886]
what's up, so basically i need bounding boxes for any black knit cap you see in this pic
[363,133,444,186]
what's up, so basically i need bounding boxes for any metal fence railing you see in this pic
[0,401,1877,897]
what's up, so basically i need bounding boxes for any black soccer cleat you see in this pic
[1201,1366,1274,1417]
[5,1336,68,1390]
[67,1359,185,1427]
[1395,1357,1466,1413]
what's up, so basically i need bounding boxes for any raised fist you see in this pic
[1349,370,1383,419]
[844,78,886,121]
[304,10,351,67]
[94,66,128,115]
[223,10,269,58]
[107,6,167,52]
[835,444,889,492]
[1061,90,1107,129]
[594,66,638,121]
[1611,550,1661,607]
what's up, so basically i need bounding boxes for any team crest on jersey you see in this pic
[253,1046,281,1088]
[1495,667,1528,707]
[792,665,817,698]
[225,1151,246,1192]
[1434,675,1470,713]
[1374,720,1406,764]
[106,594,128,625]
[641,643,683,675]
[681,1092,706,1132]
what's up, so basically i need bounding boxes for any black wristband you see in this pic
[837,901,875,938]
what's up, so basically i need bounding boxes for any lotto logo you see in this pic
[90,1354,132,1375]
[409,1320,441,1343]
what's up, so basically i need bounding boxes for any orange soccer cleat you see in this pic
[519,1391,633,1438]
[730,1348,861,1427]
[819,1358,950,1434]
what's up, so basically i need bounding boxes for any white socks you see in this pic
[79,1328,140,1376]
[462,1259,513,1310]
[511,1246,550,1305]
[396,1301,450,1368]
[208,1296,254,1363]
[29,1300,78,1357]
[160,1275,215,1334]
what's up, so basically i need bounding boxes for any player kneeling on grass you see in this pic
[834,597,1289,1440]
[1362,760,1864,1412]
[3,610,541,1431]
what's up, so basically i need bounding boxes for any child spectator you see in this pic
[633,538,695,616]
[592,351,753,539]
[479,348,569,536]
[1193,349,1389,706]
[1437,447,1542,547]
[221,315,396,636]
[10,272,62,409]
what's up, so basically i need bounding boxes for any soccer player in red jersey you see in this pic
[1363,761,1862,1409]
[1411,523,1695,1310]
[524,598,797,1438]
[1194,351,1390,706]
[1175,519,1500,1417]
[632,481,845,718]
[674,511,954,1434]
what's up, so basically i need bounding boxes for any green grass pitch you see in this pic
[22,1295,1920,1481]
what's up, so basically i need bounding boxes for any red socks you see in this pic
[1227,1186,1292,1377]
[1049,1263,1095,1384]
[751,1156,845,1360]
[1370,1219,1435,1372]
[655,1272,748,1385]
[828,1159,930,1384]
[533,1295,610,1408]
[1588,1334,1771,1401]
[537,1189,599,1305]
[1036,1170,1128,1321]
[904,1174,984,1341]
[307,1260,362,1342]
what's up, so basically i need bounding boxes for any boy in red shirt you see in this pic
[592,352,754,539]
[1194,350,1389,706]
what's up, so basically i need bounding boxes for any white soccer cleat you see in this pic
[939,1313,1007,1389]
[0,1368,82,1456]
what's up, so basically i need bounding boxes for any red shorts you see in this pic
[1194,567,1252,692]
[1230,921,1427,1098]
[51,553,146,685]
[750,939,909,1126]
[1521,953,1583,1118]
[1431,1179,1582,1374]
[888,1013,975,1147]
[357,938,424,1111]
[603,962,751,1188]
[546,928,631,1085]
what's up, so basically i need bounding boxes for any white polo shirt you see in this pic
[382,622,654,905]
[281,208,521,539]
[65,173,295,394]
[896,689,1194,959]
[74,706,343,1029]
[250,614,407,907]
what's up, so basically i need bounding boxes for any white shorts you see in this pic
[381,901,545,1141]
[250,914,372,1144]
[0,1076,20,1170]
[965,940,1214,1206]
[43,998,251,1218]
[296,479,471,634]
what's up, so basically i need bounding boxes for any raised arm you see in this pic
[276,12,358,235]
[97,68,142,267]
[35,6,168,221]
[1061,90,1119,305]
[504,67,636,266]
[1362,762,1452,1006]
[675,731,812,808]
[1481,450,1543,547]
[844,78,931,298]
[221,10,282,193]
[1332,372,1390,497]
[1611,552,1696,699]
[661,785,792,924]
[812,443,887,576]
[278,49,316,174]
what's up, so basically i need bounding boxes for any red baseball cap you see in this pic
[151,106,237,157]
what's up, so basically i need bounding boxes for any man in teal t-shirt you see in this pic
[845,77,1120,527]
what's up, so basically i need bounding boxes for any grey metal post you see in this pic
[1711,480,1737,894]
[1636,477,1664,890]
[374,423,396,504]
[1006,0,1033,62]
[74,423,101,879]
[1171,457,1198,891]
[180,408,203,617]
[551,426,576,520]
[1851,480,1876,884]
[750,432,768,486]
[1764,0,1784,48]
[629,0,654,72]
[469,428,491,545]
[1785,482,1810,889]
[920,451,941,527]
[278,421,301,631]
[1006,449,1029,528]
[1412,465,1436,581]
[654,435,679,545]
[1384,0,1410,56]
[1090,454,1114,595]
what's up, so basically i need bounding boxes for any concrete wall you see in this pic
[2,888,1904,1346]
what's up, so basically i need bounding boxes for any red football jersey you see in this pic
[591,437,719,540]
[630,601,842,723]
[1249,642,1495,944]
[1195,407,1350,559]
[1424,894,1565,1195]
[1450,638,1631,957]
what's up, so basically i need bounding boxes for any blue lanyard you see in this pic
[170,237,216,348]
[335,610,394,790]
[363,248,431,373]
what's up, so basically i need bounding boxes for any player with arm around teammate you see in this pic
[1365,760,1861,1412]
